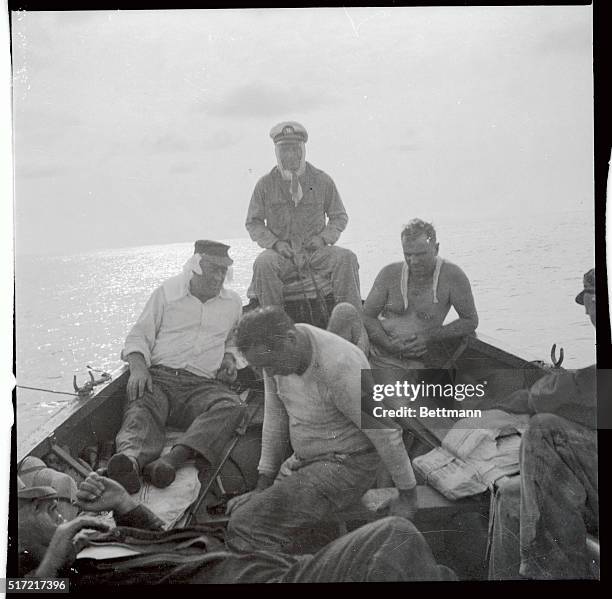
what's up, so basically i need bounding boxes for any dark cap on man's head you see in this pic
[270,121,308,144]
[575,268,595,305]
[194,240,233,267]
[17,476,58,501]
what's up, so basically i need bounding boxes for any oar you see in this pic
[183,391,260,526]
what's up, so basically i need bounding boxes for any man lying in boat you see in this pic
[17,472,456,583]
[225,306,419,554]
[489,268,598,580]
[106,240,246,494]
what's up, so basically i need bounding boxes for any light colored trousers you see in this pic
[249,245,362,311]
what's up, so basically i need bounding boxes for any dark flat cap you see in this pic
[194,240,233,267]
[575,268,595,305]
[17,476,58,501]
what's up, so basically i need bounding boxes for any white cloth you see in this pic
[412,410,531,500]
[258,324,416,489]
[274,141,306,205]
[163,254,233,303]
[400,256,444,310]
[121,277,243,378]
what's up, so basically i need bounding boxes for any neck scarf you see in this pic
[275,142,306,206]
[162,253,232,302]
[400,256,444,310]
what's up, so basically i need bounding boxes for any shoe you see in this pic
[107,453,141,495]
[142,458,176,489]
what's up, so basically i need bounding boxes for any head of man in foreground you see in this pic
[236,306,311,377]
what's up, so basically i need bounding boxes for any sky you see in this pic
[11,6,593,255]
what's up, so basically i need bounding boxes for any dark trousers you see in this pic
[519,413,598,579]
[75,517,457,585]
[488,413,598,580]
[226,452,380,554]
[115,365,246,468]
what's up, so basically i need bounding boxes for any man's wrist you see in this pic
[127,352,148,371]
[114,494,139,516]
[36,557,61,578]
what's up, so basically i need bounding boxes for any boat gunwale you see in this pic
[17,364,129,463]
[17,331,547,465]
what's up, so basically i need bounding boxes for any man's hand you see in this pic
[216,353,238,385]
[399,333,428,359]
[126,362,152,402]
[304,235,326,252]
[76,472,136,515]
[389,487,418,521]
[273,240,295,259]
[36,517,111,577]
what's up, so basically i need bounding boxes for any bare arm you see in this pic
[363,266,405,354]
[423,265,478,342]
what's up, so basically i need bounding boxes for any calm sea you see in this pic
[15,209,596,443]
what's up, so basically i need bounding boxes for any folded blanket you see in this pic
[413,410,530,500]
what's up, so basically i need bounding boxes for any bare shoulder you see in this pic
[440,260,471,285]
[375,262,404,285]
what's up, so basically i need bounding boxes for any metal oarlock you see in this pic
[550,344,564,368]
[73,367,112,398]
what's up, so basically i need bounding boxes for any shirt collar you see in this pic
[186,285,231,302]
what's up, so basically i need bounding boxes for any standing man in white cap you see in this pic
[107,240,246,495]
[245,121,362,312]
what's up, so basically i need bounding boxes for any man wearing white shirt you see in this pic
[107,240,246,494]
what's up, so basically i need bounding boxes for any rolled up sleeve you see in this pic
[121,287,165,367]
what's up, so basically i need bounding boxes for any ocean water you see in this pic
[15,209,596,443]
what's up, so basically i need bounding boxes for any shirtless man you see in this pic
[362,218,478,370]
